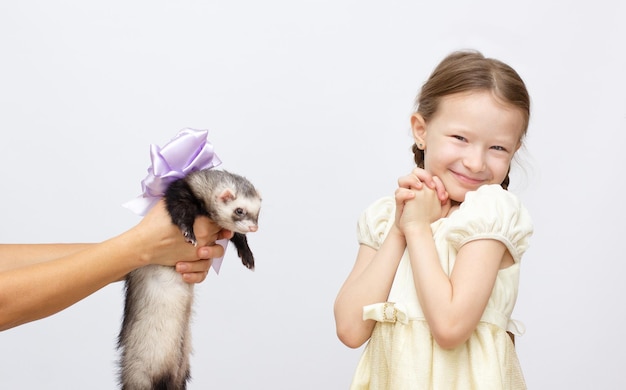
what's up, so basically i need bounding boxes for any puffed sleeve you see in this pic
[446,185,533,263]
[356,196,395,250]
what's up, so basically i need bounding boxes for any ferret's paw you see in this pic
[183,230,198,247]
[241,253,255,270]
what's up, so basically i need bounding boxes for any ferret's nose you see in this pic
[249,225,258,232]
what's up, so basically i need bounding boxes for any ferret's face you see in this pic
[215,197,261,234]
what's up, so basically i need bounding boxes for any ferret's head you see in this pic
[211,188,261,234]
[187,169,262,234]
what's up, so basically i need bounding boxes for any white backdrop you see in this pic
[1,1,625,389]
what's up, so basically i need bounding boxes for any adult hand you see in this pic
[175,216,234,283]
[132,200,234,283]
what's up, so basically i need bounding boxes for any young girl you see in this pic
[334,50,533,389]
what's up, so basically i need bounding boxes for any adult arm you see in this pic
[0,200,230,331]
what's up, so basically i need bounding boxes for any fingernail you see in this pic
[177,263,190,272]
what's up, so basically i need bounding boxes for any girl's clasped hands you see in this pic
[394,167,450,234]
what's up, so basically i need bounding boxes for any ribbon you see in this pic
[363,302,410,324]
[123,128,227,273]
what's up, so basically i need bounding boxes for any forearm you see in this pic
[0,233,144,331]
[0,244,94,272]
[0,200,226,331]
[334,229,406,348]
[404,224,482,348]
[405,224,454,314]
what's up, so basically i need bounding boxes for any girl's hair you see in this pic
[412,50,530,190]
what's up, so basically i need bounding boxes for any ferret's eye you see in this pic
[235,208,245,216]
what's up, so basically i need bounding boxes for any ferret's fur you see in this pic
[117,169,261,390]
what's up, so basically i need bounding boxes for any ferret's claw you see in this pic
[183,231,198,247]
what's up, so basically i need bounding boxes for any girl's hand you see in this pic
[394,168,447,233]
[398,167,448,205]
[399,185,442,230]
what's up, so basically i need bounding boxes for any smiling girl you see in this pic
[334,50,533,389]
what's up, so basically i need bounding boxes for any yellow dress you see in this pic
[350,185,533,390]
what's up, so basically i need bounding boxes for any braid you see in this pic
[500,169,510,190]
[411,144,425,168]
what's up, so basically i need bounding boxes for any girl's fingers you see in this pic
[395,187,416,202]
[432,176,449,203]
[398,168,436,190]
[398,174,423,190]
[412,168,436,189]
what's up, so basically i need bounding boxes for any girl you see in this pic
[334,50,533,389]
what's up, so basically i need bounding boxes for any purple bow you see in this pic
[123,128,227,273]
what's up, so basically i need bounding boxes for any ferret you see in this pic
[117,169,261,390]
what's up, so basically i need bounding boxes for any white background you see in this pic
[1,1,625,389]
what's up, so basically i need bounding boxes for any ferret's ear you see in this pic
[218,188,236,203]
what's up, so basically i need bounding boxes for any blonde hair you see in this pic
[412,50,530,189]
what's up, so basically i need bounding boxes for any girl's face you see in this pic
[412,90,525,203]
